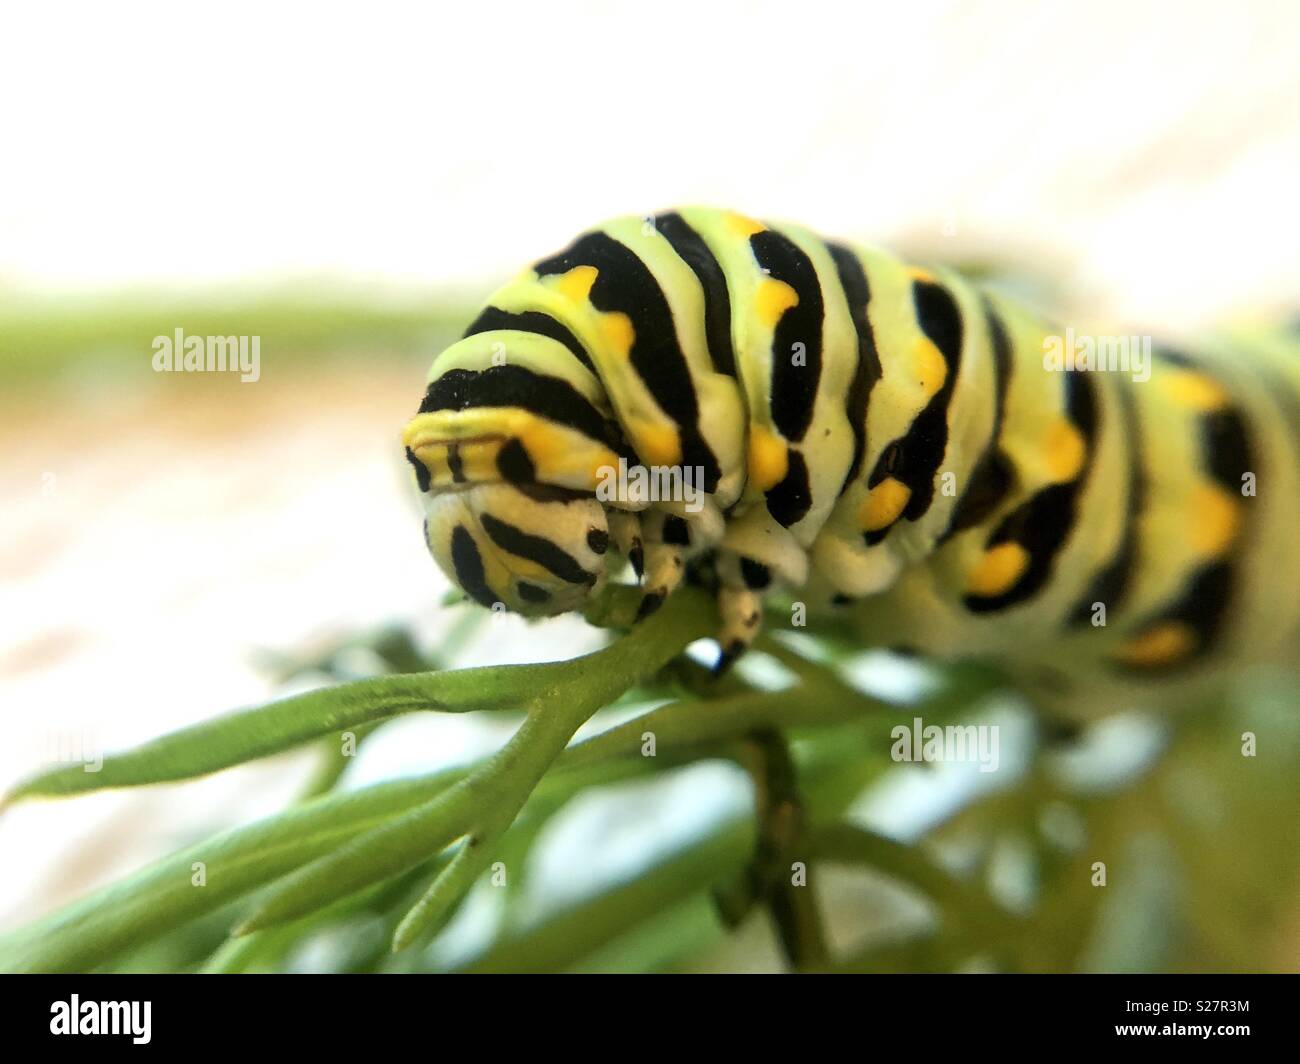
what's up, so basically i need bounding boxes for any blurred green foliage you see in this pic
[0,283,471,386]
[2,586,1295,974]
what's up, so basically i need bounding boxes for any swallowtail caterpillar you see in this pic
[402,208,1300,713]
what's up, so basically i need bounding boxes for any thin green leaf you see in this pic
[237,593,714,939]
[0,768,464,972]
[2,646,629,804]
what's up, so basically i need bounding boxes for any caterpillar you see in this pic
[402,208,1300,713]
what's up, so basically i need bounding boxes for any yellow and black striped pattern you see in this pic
[403,208,1300,711]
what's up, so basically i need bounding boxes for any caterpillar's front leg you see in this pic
[632,502,726,620]
[634,509,696,620]
[708,508,810,672]
[607,509,644,580]
[714,549,768,672]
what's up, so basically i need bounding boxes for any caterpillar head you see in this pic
[422,484,610,616]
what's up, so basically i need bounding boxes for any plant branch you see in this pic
[233,591,714,943]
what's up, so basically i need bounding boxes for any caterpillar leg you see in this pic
[714,549,767,673]
[634,509,693,620]
[632,503,728,620]
[708,510,808,673]
[607,509,644,580]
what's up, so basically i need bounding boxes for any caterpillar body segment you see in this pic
[403,208,1300,711]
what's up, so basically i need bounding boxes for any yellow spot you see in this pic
[460,444,497,481]
[520,429,573,477]
[1115,622,1195,668]
[908,266,937,284]
[858,477,911,532]
[755,278,798,328]
[747,427,789,491]
[636,421,682,466]
[1043,418,1086,481]
[966,542,1029,597]
[600,311,635,358]
[912,336,948,396]
[1163,370,1228,411]
[555,265,598,304]
[411,444,447,483]
[588,450,622,486]
[1189,483,1241,556]
[725,211,766,236]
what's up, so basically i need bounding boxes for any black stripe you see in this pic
[419,365,631,458]
[765,448,813,527]
[944,451,1015,543]
[405,447,431,493]
[1066,381,1145,625]
[662,515,691,546]
[497,438,535,483]
[1165,560,1235,653]
[1113,389,1255,668]
[512,482,589,504]
[749,229,825,443]
[896,281,963,521]
[942,300,1015,539]
[740,558,772,590]
[964,369,1099,613]
[516,581,551,603]
[1153,345,1198,368]
[964,485,1073,614]
[480,512,594,585]
[654,212,737,378]
[1201,406,1251,493]
[863,278,964,544]
[447,443,466,484]
[463,307,597,376]
[450,526,498,608]
[827,242,882,491]
[1116,563,1234,674]
[534,231,721,491]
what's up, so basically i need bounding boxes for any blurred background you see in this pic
[2,0,1298,971]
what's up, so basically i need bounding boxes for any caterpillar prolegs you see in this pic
[402,208,1300,712]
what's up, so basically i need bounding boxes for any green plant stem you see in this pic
[233,591,714,943]
[1,673,505,804]
[0,768,465,973]
[0,587,693,807]
[741,727,831,971]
